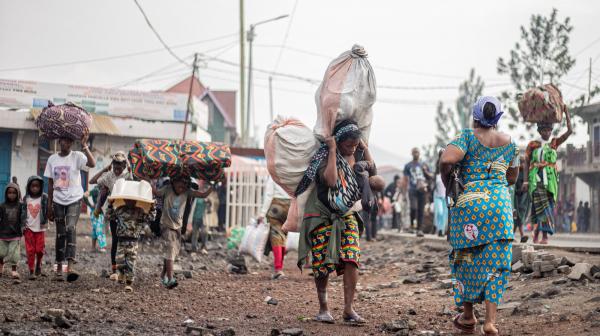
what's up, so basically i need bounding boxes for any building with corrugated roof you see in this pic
[0,78,210,200]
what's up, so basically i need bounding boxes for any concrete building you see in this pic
[166,76,237,144]
[563,102,600,232]
[0,78,210,201]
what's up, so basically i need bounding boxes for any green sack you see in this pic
[227,227,245,250]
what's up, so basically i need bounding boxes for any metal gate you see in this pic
[225,155,268,228]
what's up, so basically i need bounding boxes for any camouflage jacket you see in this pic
[107,205,147,240]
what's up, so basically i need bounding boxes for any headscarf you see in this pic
[295,123,360,196]
[472,96,503,127]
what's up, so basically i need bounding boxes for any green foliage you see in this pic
[497,8,577,139]
[424,69,484,166]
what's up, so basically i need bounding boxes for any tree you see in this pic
[497,8,576,140]
[423,69,484,166]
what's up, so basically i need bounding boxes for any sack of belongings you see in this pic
[35,101,92,140]
[313,44,376,142]
[264,117,320,195]
[239,219,270,262]
[518,83,565,123]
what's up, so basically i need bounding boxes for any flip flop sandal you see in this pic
[66,272,80,282]
[453,314,476,334]
[343,313,367,326]
[314,313,335,324]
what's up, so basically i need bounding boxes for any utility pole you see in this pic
[245,14,288,146]
[239,0,246,146]
[246,24,255,147]
[588,57,593,104]
[269,76,274,121]
[183,53,198,140]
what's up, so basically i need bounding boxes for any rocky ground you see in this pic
[1,219,600,336]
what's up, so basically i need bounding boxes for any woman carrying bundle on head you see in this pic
[523,110,572,244]
[297,120,377,325]
[439,97,519,336]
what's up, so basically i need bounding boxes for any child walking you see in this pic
[150,176,212,289]
[22,176,49,280]
[106,194,148,292]
[0,183,24,280]
[83,186,107,252]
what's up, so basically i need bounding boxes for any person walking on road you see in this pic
[404,147,432,237]
[258,176,291,279]
[44,133,96,282]
[297,120,367,325]
[524,108,572,244]
[440,96,519,336]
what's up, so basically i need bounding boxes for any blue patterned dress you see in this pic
[448,129,518,307]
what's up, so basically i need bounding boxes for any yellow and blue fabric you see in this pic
[448,128,517,306]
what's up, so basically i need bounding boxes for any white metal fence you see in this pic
[225,155,269,228]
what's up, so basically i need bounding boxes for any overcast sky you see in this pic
[1,0,599,161]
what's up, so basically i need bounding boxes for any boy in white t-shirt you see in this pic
[44,134,96,282]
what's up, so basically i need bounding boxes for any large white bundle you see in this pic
[239,219,270,263]
[264,117,319,196]
[314,44,376,142]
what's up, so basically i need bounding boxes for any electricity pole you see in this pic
[239,0,246,145]
[588,57,592,104]
[183,53,198,140]
[269,76,274,121]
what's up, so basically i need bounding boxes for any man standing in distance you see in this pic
[403,147,431,237]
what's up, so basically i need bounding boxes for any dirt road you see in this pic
[1,219,599,335]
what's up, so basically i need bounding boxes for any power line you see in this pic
[112,42,238,88]
[255,44,469,80]
[0,33,237,73]
[110,54,194,88]
[573,35,600,57]
[272,0,299,72]
[132,0,190,66]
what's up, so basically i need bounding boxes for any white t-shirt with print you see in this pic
[44,151,88,205]
[25,197,45,232]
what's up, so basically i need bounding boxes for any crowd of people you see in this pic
[0,133,220,292]
[0,93,592,334]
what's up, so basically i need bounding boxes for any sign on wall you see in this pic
[0,78,208,129]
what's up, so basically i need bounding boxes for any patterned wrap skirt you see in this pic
[450,239,512,306]
[310,213,360,278]
[531,183,555,234]
[267,198,291,247]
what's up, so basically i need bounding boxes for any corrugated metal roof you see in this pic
[30,109,120,135]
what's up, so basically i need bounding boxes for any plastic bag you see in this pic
[239,219,270,262]
[285,231,300,252]
[227,227,245,250]
[313,44,376,142]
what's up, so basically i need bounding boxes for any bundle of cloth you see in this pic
[35,101,92,140]
[129,139,231,181]
[518,83,566,123]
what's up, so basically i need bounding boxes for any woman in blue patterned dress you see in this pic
[440,96,519,336]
